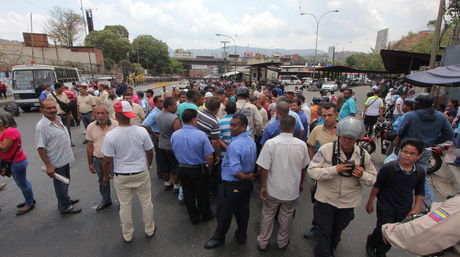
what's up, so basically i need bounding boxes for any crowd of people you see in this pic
[0,77,459,257]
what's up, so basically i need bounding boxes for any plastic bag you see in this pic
[384,152,398,164]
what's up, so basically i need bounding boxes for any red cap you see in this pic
[113,101,136,118]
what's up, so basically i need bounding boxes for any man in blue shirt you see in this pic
[39,85,51,101]
[261,101,302,145]
[338,89,357,120]
[171,109,214,225]
[141,96,164,177]
[205,114,257,249]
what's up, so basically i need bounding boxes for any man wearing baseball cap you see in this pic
[102,100,155,242]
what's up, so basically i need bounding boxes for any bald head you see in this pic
[276,101,290,117]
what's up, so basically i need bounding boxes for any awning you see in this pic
[314,65,389,74]
[380,49,442,74]
[404,64,460,87]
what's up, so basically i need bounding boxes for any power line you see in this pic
[22,0,49,12]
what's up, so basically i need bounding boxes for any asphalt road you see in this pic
[0,85,414,257]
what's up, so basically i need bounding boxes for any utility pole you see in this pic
[80,0,94,80]
[429,0,445,69]
[221,40,230,72]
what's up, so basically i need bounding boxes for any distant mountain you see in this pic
[177,47,326,58]
[0,39,23,44]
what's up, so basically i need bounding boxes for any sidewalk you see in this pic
[0,95,14,106]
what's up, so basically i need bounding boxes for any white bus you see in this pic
[12,64,81,111]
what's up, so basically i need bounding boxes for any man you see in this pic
[142,95,164,177]
[47,82,74,146]
[290,98,309,141]
[256,116,310,250]
[250,96,268,128]
[235,86,263,137]
[393,93,454,207]
[178,90,188,105]
[308,117,376,257]
[101,100,155,242]
[258,93,270,114]
[260,101,302,145]
[104,88,118,119]
[99,83,109,103]
[177,90,198,122]
[86,104,118,212]
[125,87,140,104]
[36,100,80,214]
[77,85,97,139]
[384,88,395,107]
[146,89,155,110]
[137,91,150,115]
[363,90,384,136]
[196,96,222,195]
[365,138,425,257]
[338,88,357,120]
[171,109,214,224]
[0,81,7,99]
[392,91,407,121]
[216,88,227,119]
[204,114,257,249]
[303,102,339,239]
[39,85,51,101]
[157,97,181,191]
[123,93,145,125]
[297,94,311,125]
[382,193,460,257]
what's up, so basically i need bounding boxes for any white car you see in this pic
[321,81,338,92]
[279,76,302,85]
[178,79,190,89]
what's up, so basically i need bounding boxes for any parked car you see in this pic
[279,75,302,85]
[321,81,338,92]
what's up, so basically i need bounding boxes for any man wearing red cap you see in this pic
[102,100,155,243]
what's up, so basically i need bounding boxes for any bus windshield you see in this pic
[13,69,56,90]
[13,70,34,90]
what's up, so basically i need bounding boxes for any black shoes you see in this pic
[204,239,224,249]
[61,207,82,215]
[366,235,377,257]
[16,205,35,216]
[70,199,79,204]
[96,202,112,212]
[17,200,36,208]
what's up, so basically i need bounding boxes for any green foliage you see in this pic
[170,58,185,75]
[85,29,132,62]
[447,0,460,23]
[104,58,115,71]
[130,63,144,74]
[103,25,129,39]
[131,35,170,75]
[345,53,384,71]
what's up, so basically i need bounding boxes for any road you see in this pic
[0,85,415,257]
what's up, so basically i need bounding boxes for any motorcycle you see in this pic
[358,119,393,155]
[427,142,452,174]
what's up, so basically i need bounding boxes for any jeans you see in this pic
[81,112,93,130]
[416,149,435,208]
[11,159,34,206]
[93,157,112,205]
[53,164,73,212]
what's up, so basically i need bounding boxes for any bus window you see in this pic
[13,70,34,90]
[34,70,55,87]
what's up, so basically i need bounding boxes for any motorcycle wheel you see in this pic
[358,140,376,154]
[427,152,442,174]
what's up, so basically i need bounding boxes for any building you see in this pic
[174,48,193,58]
[0,36,104,75]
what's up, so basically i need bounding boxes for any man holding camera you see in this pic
[308,117,377,257]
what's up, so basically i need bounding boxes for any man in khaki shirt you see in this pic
[47,82,74,146]
[99,83,109,103]
[123,93,145,125]
[304,102,339,240]
[77,86,97,139]
[308,117,376,257]
[86,104,118,212]
[105,88,118,119]
[235,87,263,137]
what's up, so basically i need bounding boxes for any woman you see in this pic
[0,112,35,215]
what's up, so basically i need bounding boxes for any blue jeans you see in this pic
[416,149,436,208]
[81,112,93,130]
[11,159,35,206]
[53,164,72,212]
[93,157,112,205]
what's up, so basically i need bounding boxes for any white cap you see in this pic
[205,92,213,98]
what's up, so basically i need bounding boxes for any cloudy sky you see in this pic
[1,0,439,53]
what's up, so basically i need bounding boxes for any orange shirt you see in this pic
[310,105,319,124]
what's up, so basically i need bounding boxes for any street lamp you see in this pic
[216,33,237,77]
[301,10,339,81]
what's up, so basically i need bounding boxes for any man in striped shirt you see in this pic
[197,96,221,195]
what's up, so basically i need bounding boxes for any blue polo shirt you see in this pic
[338,97,357,120]
[261,118,301,145]
[221,132,256,181]
[142,107,161,133]
[171,125,214,165]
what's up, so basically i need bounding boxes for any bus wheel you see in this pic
[20,106,31,112]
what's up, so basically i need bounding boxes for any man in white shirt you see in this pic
[363,90,384,136]
[102,101,155,243]
[393,91,407,121]
[256,116,310,250]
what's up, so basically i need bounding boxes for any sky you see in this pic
[0,0,440,54]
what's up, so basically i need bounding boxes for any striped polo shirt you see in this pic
[197,109,220,140]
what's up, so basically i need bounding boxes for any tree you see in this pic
[85,29,132,62]
[170,58,185,74]
[345,52,384,70]
[103,25,129,39]
[130,63,144,74]
[131,35,170,75]
[45,6,85,46]
[104,58,115,71]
